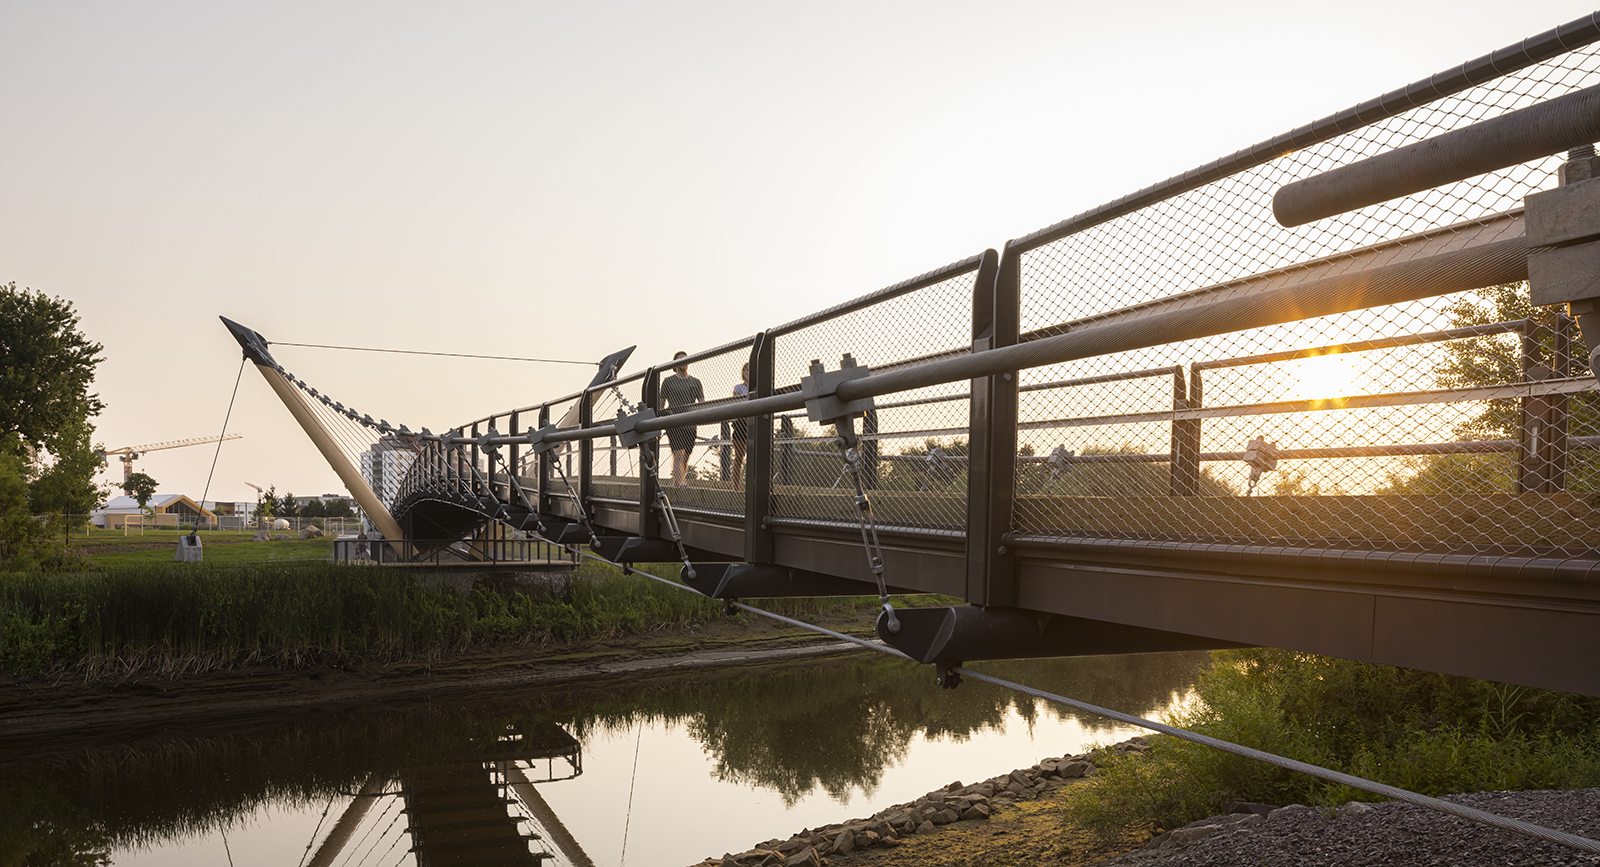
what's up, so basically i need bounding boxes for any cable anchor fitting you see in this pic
[807,358,896,634]
[639,448,696,579]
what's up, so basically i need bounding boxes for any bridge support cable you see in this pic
[550,536,1600,857]
[799,354,903,633]
[637,447,697,579]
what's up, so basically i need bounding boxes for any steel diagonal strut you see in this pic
[219,316,409,559]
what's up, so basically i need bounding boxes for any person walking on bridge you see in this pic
[661,351,703,487]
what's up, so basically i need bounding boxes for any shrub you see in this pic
[1067,648,1600,838]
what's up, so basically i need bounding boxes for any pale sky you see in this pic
[2,1,1593,504]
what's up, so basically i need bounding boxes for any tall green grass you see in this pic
[0,560,884,678]
[1065,648,1600,838]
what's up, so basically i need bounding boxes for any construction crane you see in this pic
[100,435,244,483]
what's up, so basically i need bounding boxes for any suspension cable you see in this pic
[199,358,247,509]
[270,340,594,366]
[549,539,1600,857]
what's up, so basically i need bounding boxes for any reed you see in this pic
[0,561,886,678]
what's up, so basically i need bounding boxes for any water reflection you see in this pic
[0,650,1208,865]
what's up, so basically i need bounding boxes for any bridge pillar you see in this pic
[965,248,1016,607]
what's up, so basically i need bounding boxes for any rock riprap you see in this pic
[690,737,1149,867]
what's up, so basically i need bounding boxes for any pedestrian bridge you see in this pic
[226,13,1600,698]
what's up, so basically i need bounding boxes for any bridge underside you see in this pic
[391,472,1600,698]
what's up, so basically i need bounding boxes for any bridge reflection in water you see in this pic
[0,653,1206,866]
[312,723,585,867]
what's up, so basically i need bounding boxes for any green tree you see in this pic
[121,472,159,510]
[29,420,108,537]
[321,498,355,519]
[1381,281,1597,494]
[277,492,299,519]
[0,284,105,458]
[0,445,48,566]
[254,485,279,522]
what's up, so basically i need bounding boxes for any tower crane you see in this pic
[100,435,244,483]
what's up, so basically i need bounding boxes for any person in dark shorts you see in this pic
[660,351,704,487]
[730,362,750,486]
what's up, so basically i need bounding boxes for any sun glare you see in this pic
[1284,353,1362,402]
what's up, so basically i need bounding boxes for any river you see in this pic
[0,649,1210,866]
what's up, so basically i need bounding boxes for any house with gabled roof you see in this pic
[92,494,217,529]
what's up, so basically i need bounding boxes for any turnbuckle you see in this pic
[833,416,898,634]
[548,455,600,549]
[640,449,697,579]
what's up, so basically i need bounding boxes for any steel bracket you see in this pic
[801,354,875,424]
[527,425,562,455]
[554,522,591,546]
[615,408,661,448]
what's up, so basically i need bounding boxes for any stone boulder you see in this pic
[299,525,324,539]
[252,530,269,542]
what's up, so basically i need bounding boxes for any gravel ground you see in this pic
[1093,789,1600,866]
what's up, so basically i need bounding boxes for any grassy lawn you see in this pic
[65,527,263,549]
[85,537,335,566]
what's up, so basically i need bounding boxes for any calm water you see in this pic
[0,650,1209,867]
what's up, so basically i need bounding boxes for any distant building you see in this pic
[200,500,254,517]
[360,436,417,535]
[288,493,353,511]
[93,494,217,529]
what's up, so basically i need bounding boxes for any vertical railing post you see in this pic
[508,410,520,505]
[639,368,662,539]
[862,408,880,490]
[1520,317,1571,494]
[745,332,775,564]
[1551,314,1572,491]
[537,405,553,519]
[720,421,732,482]
[579,390,594,522]
[778,417,796,486]
[1171,367,1202,496]
[487,416,500,502]
[610,434,618,477]
[964,248,1015,607]
[1517,323,1551,494]
[470,422,482,498]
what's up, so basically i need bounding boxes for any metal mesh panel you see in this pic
[769,270,977,529]
[586,382,640,507]
[1011,43,1600,556]
[543,396,583,505]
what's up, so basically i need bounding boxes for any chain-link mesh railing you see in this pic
[1008,33,1600,556]
[766,264,980,530]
